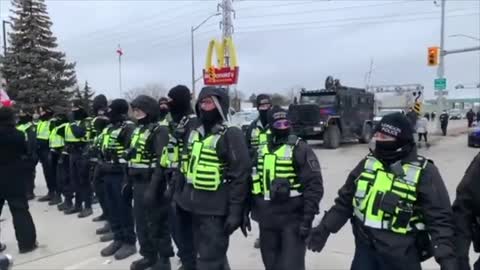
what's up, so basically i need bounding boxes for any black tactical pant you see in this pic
[0,196,37,250]
[192,214,230,270]
[57,153,72,202]
[77,158,93,209]
[25,160,36,196]
[132,177,174,259]
[350,240,421,270]
[259,222,306,270]
[93,164,109,219]
[104,173,136,244]
[174,205,197,270]
[441,123,448,136]
[69,151,84,208]
[38,144,54,193]
[47,151,60,194]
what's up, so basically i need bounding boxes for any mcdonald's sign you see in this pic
[203,37,239,86]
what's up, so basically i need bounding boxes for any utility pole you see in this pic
[218,0,235,96]
[435,0,446,133]
[2,20,7,57]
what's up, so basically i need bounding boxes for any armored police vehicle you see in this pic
[288,76,375,149]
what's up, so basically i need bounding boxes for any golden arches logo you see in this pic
[203,37,239,86]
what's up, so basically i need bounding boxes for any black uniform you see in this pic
[453,152,480,270]
[175,87,250,270]
[128,95,174,270]
[47,115,67,206]
[308,112,456,270]
[99,99,137,260]
[440,112,449,136]
[0,107,37,253]
[16,114,37,199]
[36,110,56,201]
[250,107,323,270]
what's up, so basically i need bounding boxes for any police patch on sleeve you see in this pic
[308,159,321,172]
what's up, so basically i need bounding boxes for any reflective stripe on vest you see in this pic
[353,155,427,234]
[16,123,33,141]
[158,118,169,126]
[36,120,51,140]
[160,134,179,169]
[84,117,94,142]
[252,140,302,199]
[128,125,157,168]
[186,129,224,191]
[102,125,127,164]
[65,121,81,143]
[49,123,68,149]
[250,127,270,150]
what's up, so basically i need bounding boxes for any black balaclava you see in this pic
[93,94,108,116]
[0,107,16,127]
[168,85,192,123]
[131,95,160,125]
[39,106,53,120]
[107,99,129,124]
[256,94,272,127]
[158,97,170,120]
[72,100,88,121]
[370,112,415,164]
[197,87,228,134]
[268,106,290,145]
[53,113,68,126]
[18,109,32,125]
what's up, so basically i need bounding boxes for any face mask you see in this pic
[159,108,169,119]
[200,109,221,126]
[371,140,410,163]
[133,109,146,120]
[259,110,269,126]
[18,115,30,124]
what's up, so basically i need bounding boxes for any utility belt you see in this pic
[65,143,86,153]
[128,167,153,180]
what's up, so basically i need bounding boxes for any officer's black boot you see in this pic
[151,257,171,270]
[57,199,72,211]
[100,240,123,257]
[113,243,137,260]
[92,214,107,222]
[64,205,82,215]
[130,256,157,270]
[254,238,260,249]
[96,222,111,235]
[99,232,114,242]
[38,192,52,202]
[78,208,93,218]
[48,193,62,205]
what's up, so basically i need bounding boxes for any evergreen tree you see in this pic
[1,0,77,112]
[73,81,94,113]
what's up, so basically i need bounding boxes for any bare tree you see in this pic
[123,83,167,102]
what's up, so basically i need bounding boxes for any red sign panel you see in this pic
[203,66,239,86]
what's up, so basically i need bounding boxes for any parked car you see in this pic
[449,109,463,120]
[230,109,258,132]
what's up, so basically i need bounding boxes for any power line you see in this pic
[235,1,319,12]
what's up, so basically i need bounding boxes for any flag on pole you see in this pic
[116,45,123,56]
[0,89,13,107]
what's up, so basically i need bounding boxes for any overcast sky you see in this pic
[0,0,479,100]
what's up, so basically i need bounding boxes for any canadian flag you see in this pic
[116,45,123,56]
[0,89,13,107]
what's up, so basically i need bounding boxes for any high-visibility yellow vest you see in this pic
[251,139,302,199]
[49,123,68,149]
[16,122,33,141]
[158,118,169,127]
[353,155,427,234]
[128,124,157,168]
[36,119,51,140]
[250,125,270,150]
[101,123,129,164]
[65,121,82,143]
[185,128,225,191]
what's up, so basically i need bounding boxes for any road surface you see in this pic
[0,120,475,270]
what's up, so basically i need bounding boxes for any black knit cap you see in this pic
[109,99,129,115]
[256,94,271,108]
[268,105,288,126]
[375,112,414,143]
[168,85,191,104]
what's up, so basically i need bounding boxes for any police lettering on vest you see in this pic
[185,127,226,191]
[128,125,157,169]
[353,155,427,234]
[251,138,302,200]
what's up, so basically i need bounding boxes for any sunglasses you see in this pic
[272,120,291,129]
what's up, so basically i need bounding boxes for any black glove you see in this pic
[124,148,136,161]
[224,214,242,235]
[439,258,458,270]
[240,209,251,238]
[307,224,330,253]
[299,223,311,240]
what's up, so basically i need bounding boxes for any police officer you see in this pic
[166,85,198,270]
[177,86,250,270]
[127,95,174,270]
[0,107,38,253]
[47,112,68,206]
[16,108,37,200]
[244,94,272,248]
[63,101,89,215]
[453,153,480,270]
[248,106,323,270]
[90,94,110,222]
[36,106,56,202]
[158,97,169,126]
[99,99,137,260]
[307,112,457,270]
[440,110,449,136]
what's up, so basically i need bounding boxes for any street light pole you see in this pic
[190,12,221,100]
[435,0,446,133]
[449,34,480,41]
[2,20,12,57]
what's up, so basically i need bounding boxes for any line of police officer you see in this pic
[6,84,480,270]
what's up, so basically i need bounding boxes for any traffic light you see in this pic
[428,47,439,66]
